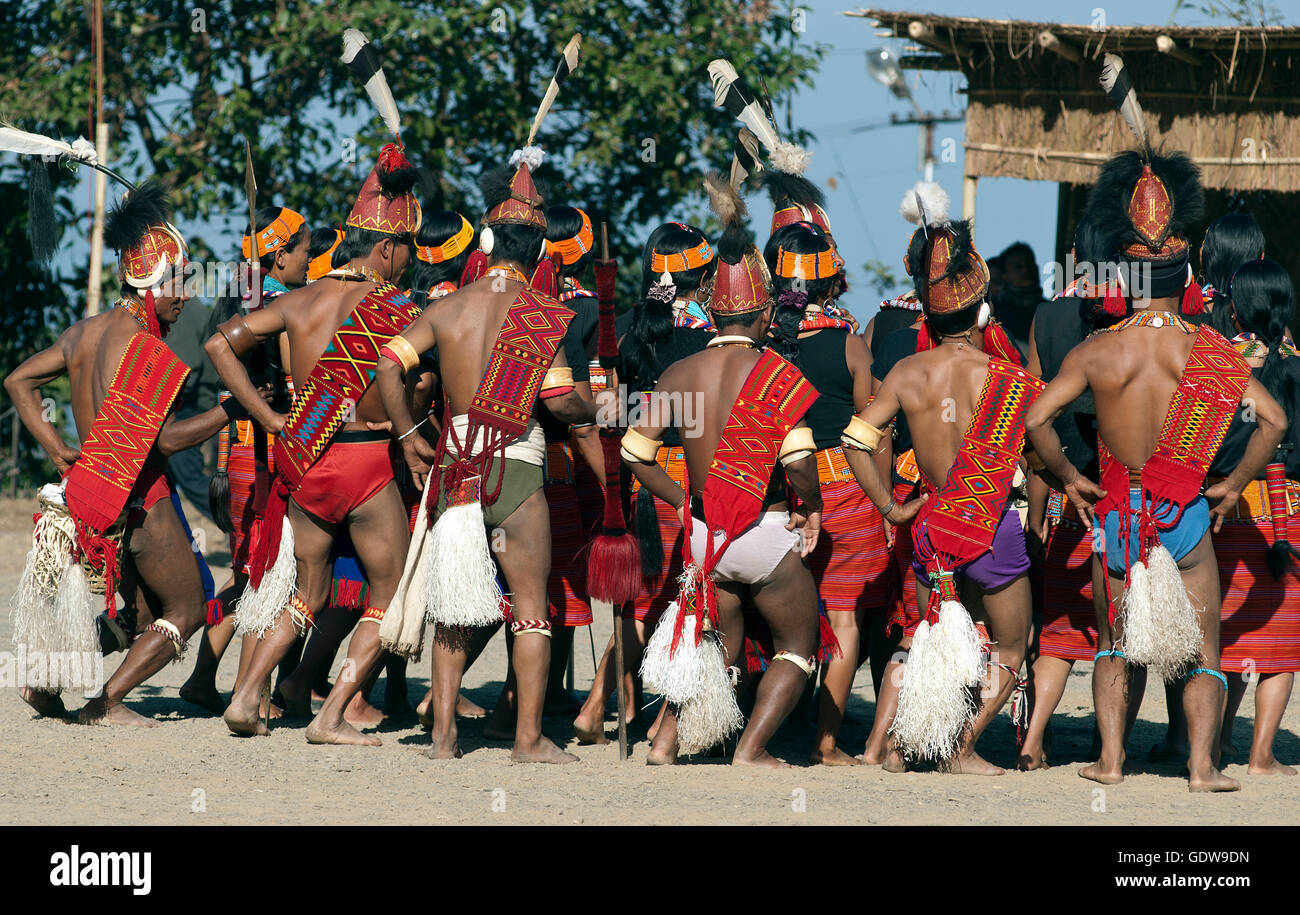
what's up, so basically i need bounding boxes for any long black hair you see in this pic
[622,222,716,384]
[545,205,594,282]
[763,222,838,362]
[1202,212,1266,338]
[1229,258,1296,426]
[410,210,475,304]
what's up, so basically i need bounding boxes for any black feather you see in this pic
[27,157,57,266]
[942,219,976,283]
[479,164,515,211]
[715,221,752,264]
[104,177,173,253]
[764,170,825,212]
[1268,540,1295,580]
[635,485,662,579]
[376,156,419,198]
[209,467,233,534]
[1084,149,1204,259]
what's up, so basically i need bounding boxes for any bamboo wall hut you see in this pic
[846,10,1300,304]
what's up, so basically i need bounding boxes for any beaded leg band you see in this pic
[144,620,187,662]
[773,650,815,677]
[360,606,386,625]
[1185,667,1229,690]
[287,595,315,637]
[1094,649,1126,662]
[510,618,552,638]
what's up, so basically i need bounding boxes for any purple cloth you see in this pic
[912,508,1030,591]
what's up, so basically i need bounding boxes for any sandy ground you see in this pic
[0,495,1296,826]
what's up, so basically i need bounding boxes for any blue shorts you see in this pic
[1097,492,1209,574]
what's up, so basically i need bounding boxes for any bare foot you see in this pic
[1189,767,1240,792]
[734,750,792,769]
[1148,738,1188,762]
[178,681,226,716]
[422,735,463,760]
[224,696,270,737]
[881,747,907,773]
[646,741,678,766]
[948,750,1004,776]
[511,736,579,764]
[305,715,382,746]
[19,688,67,719]
[343,693,384,728]
[647,702,667,742]
[80,699,158,728]
[810,746,862,766]
[572,709,609,745]
[275,678,313,718]
[1016,747,1050,771]
[456,693,486,719]
[1080,759,1125,785]
[1247,757,1297,775]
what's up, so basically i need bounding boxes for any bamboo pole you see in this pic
[85,0,106,317]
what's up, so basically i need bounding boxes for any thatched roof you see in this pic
[845,9,1300,191]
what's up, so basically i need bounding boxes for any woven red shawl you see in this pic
[912,358,1044,615]
[1095,324,1251,614]
[428,288,574,511]
[64,332,190,610]
[672,349,818,651]
[248,282,421,587]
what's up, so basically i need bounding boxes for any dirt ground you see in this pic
[1,495,1296,826]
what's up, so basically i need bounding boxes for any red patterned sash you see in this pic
[431,288,574,508]
[912,359,1044,610]
[64,332,190,605]
[249,283,421,586]
[1096,325,1251,587]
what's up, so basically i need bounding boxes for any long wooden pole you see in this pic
[85,0,106,317]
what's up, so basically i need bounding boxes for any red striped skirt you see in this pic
[1217,513,1300,673]
[227,442,265,575]
[807,479,892,613]
[545,480,593,627]
[1037,521,1100,661]
[889,519,920,636]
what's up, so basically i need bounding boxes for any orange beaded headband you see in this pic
[307,229,344,282]
[545,209,594,266]
[650,239,715,274]
[774,246,838,280]
[242,207,306,259]
[416,215,474,264]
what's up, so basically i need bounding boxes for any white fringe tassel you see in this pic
[11,555,102,692]
[1117,544,1202,681]
[422,500,505,627]
[235,516,296,638]
[890,600,984,761]
[676,651,744,754]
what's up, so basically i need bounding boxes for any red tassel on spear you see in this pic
[585,224,641,604]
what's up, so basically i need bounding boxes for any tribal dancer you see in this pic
[411,210,476,304]
[1025,55,1285,791]
[8,179,235,725]
[571,221,718,743]
[377,155,595,763]
[844,181,1040,775]
[1018,217,1137,770]
[1154,260,1300,774]
[180,204,310,715]
[206,142,424,744]
[634,175,822,767]
[763,219,888,765]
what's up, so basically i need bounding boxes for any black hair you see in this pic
[411,210,475,298]
[1202,211,1266,338]
[712,308,767,332]
[623,222,717,379]
[1228,258,1296,426]
[309,226,341,260]
[999,241,1039,282]
[925,301,980,337]
[545,205,594,280]
[248,205,308,271]
[335,225,407,265]
[764,222,838,362]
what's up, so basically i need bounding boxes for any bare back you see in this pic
[276,277,390,427]
[64,309,164,443]
[422,276,539,415]
[658,345,768,500]
[890,345,993,490]
[1074,322,1195,469]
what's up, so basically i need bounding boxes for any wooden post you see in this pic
[962,174,978,225]
[614,602,628,760]
[85,0,106,317]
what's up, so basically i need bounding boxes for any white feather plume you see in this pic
[1100,53,1148,150]
[708,60,781,152]
[508,146,545,172]
[340,28,401,140]
[899,180,950,228]
[0,124,97,163]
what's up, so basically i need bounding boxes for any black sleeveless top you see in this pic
[1208,357,1300,479]
[620,326,714,448]
[869,308,918,361]
[1033,296,1102,479]
[795,328,856,450]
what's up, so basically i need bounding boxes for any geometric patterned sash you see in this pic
[64,332,190,534]
[912,358,1044,604]
[432,288,574,508]
[273,282,422,490]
